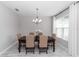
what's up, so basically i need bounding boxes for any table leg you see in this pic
[18,40,21,53]
[53,41,55,52]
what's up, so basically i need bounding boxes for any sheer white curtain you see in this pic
[68,2,79,56]
[53,8,69,41]
[52,2,79,56]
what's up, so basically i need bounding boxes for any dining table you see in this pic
[18,35,56,53]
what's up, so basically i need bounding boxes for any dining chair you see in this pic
[52,33,56,52]
[38,32,43,36]
[25,35,35,54]
[52,34,56,39]
[16,33,22,52]
[16,33,21,40]
[29,32,36,36]
[16,33,26,53]
[39,35,48,54]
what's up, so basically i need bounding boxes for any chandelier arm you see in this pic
[32,8,42,24]
[36,8,39,18]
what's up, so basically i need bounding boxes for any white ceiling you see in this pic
[1,1,73,16]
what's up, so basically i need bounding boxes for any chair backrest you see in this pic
[26,35,35,48]
[52,34,56,39]
[16,33,21,40]
[38,32,43,36]
[39,35,48,48]
[29,32,35,36]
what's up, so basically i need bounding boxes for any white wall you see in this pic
[0,3,19,53]
[20,16,51,36]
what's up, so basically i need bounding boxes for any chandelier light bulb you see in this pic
[36,18,38,22]
[39,19,42,23]
[32,19,35,22]
[32,8,42,24]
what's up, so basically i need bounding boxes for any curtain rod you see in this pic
[54,7,69,17]
[75,1,79,4]
[54,1,79,17]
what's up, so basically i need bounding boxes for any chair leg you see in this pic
[39,50,40,54]
[18,41,21,53]
[53,42,55,52]
[33,49,35,54]
[46,49,48,54]
[18,46,21,53]
[53,47,55,52]
[51,43,53,49]
[26,48,27,54]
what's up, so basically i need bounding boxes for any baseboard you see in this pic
[0,41,17,56]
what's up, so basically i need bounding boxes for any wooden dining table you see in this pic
[18,35,56,53]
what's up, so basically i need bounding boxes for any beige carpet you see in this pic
[0,43,71,57]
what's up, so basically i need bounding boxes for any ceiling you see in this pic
[1,1,73,16]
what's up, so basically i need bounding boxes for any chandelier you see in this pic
[32,8,42,24]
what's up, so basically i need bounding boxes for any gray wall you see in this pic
[0,3,19,52]
[20,16,52,36]
[0,2,69,54]
[20,15,68,48]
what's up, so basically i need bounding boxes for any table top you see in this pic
[19,35,55,42]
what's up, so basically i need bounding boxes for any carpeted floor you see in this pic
[0,42,71,57]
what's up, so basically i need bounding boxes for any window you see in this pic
[54,15,69,41]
